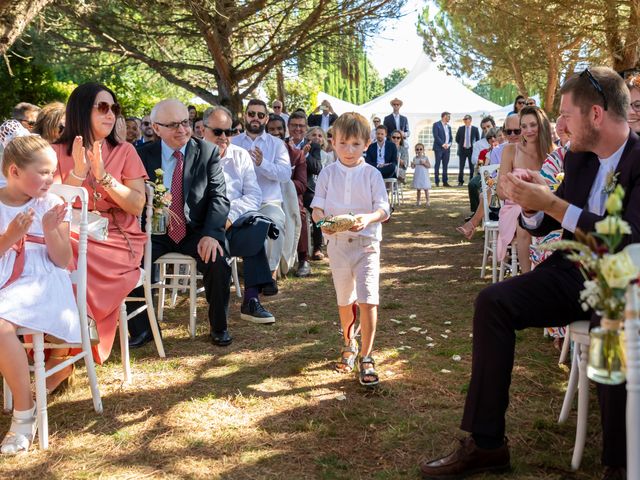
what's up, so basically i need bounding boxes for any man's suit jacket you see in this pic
[365,140,398,178]
[307,113,338,128]
[433,121,453,152]
[383,114,409,138]
[455,125,480,151]
[526,130,640,252]
[137,138,230,245]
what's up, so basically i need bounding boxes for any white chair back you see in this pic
[478,164,499,226]
[143,183,154,275]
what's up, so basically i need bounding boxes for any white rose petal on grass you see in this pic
[390,319,402,324]
[440,369,452,374]
[444,321,452,325]
[427,343,435,348]
[335,394,347,401]
[440,334,449,339]
[420,330,428,334]
[452,355,462,362]
[425,336,433,341]
[299,303,307,307]
[410,327,422,332]
[399,331,407,335]
[385,370,395,377]
[469,333,473,338]
[409,314,417,319]
[445,329,452,334]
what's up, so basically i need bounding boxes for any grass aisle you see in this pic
[1,186,603,479]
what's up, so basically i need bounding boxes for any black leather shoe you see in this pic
[602,467,627,480]
[295,261,312,277]
[241,298,275,324]
[211,330,233,346]
[419,436,510,479]
[458,182,464,186]
[129,330,155,349]
[262,279,278,296]
[443,182,452,187]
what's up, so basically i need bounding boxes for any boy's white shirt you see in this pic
[311,157,390,242]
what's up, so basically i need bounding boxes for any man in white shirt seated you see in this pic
[203,106,276,324]
[231,99,292,295]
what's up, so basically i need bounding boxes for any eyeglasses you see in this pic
[391,103,401,107]
[155,119,190,130]
[516,100,525,105]
[272,105,282,109]
[246,110,267,120]
[580,68,608,111]
[19,119,36,127]
[289,123,306,130]
[93,102,122,116]
[141,121,151,126]
[525,102,536,106]
[391,136,401,140]
[630,101,640,113]
[504,129,521,135]
[204,126,237,137]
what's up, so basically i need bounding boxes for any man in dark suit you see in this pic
[455,114,480,186]
[129,99,233,347]
[383,98,409,141]
[432,111,453,187]
[307,100,337,132]
[420,67,637,480]
[365,125,398,179]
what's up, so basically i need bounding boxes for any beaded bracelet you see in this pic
[98,172,116,189]
[70,170,87,181]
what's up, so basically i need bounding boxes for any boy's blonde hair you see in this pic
[2,135,53,177]
[332,112,370,142]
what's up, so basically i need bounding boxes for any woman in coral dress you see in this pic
[49,83,147,392]
[496,106,554,274]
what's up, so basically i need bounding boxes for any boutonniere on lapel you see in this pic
[603,169,620,195]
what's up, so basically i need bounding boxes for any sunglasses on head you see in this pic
[580,68,608,110]
[205,126,237,137]
[504,129,521,135]
[155,119,190,130]
[246,110,267,119]
[93,101,121,116]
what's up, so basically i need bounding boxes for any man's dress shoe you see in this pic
[211,330,233,346]
[129,330,155,349]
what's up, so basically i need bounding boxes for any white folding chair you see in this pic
[154,254,241,339]
[3,185,102,450]
[498,243,519,281]
[117,184,165,383]
[384,178,399,208]
[478,165,500,282]
[557,320,590,471]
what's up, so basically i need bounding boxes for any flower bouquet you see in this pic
[538,184,639,384]
[149,169,172,235]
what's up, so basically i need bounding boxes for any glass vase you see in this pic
[587,318,626,385]
[151,211,168,235]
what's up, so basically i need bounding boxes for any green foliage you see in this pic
[0,47,73,119]
[264,70,320,114]
[383,68,409,92]
[472,80,524,107]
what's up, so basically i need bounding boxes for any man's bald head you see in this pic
[150,99,191,150]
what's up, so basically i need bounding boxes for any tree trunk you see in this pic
[0,0,55,56]
[276,65,286,106]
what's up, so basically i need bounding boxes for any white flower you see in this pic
[600,251,639,289]
[595,216,631,235]
[154,168,164,177]
[156,184,167,193]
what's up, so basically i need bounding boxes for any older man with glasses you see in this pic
[232,99,292,296]
[12,102,40,131]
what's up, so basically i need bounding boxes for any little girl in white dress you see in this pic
[0,134,79,455]
[411,143,432,206]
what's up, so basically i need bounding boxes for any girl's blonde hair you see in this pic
[33,102,65,143]
[2,135,53,177]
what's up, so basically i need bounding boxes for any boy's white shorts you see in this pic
[326,236,380,306]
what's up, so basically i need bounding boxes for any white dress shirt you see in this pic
[231,131,291,203]
[394,114,400,131]
[489,142,508,165]
[320,114,331,132]
[522,139,627,233]
[443,122,450,145]
[220,143,262,223]
[311,159,390,241]
[160,141,187,189]
[376,141,386,165]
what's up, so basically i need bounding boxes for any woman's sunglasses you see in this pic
[504,129,521,135]
[246,110,267,120]
[391,136,401,140]
[93,102,122,116]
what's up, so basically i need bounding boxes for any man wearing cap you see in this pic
[383,98,409,140]
[455,114,480,186]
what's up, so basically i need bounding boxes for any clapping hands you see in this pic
[5,209,35,243]
[42,204,68,233]
[71,137,106,180]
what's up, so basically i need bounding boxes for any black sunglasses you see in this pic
[20,119,36,127]
[504,129,521,135]
[516,100,525,105]
[205,126,238,137]
[93,101,122,116]
[141,121,151,126]
[391,136,401,139]
[580,68,608,111]
[246,110,267,120]
[155,119,190,130]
